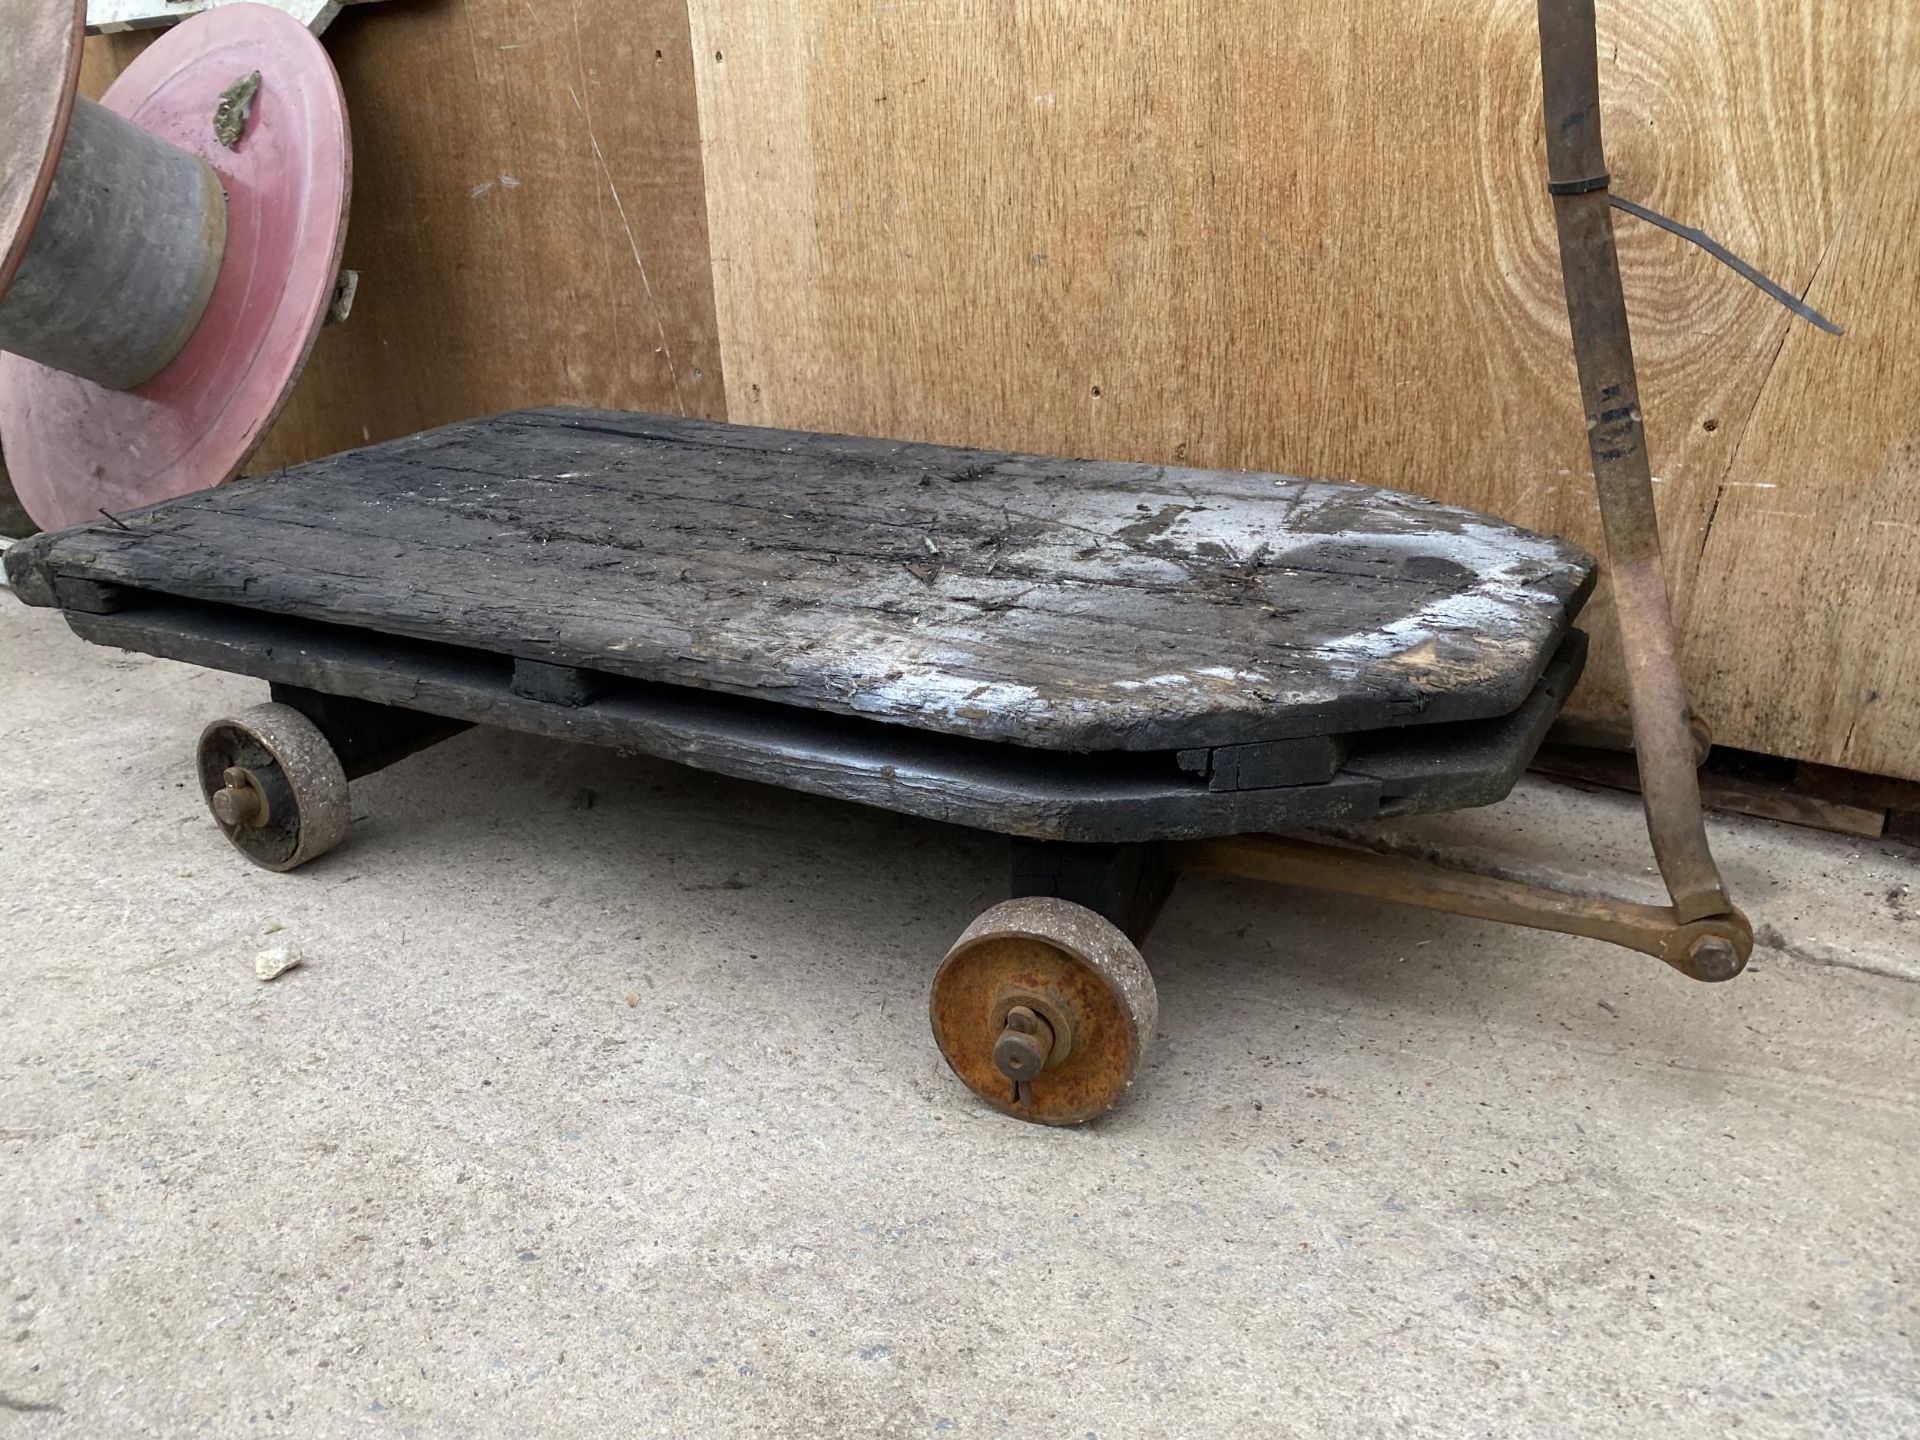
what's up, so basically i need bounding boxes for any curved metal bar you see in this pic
[1535,0,1736,925]
[1171,834,1752,982]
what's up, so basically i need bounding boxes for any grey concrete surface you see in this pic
[1,599,1916,1438]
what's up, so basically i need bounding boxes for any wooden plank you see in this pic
[49,576,130,615]
[1792,762,1920,818]
[6,408,1593,752]
[685,0,1920,767]
[1530,745,1888,840]
[78,0,725,471]
[1180,736,1348,793]
[60,596,1580,841]
[511,658,606,709]
[1683,99,1920,781]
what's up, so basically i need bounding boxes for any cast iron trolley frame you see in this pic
[3,0,1754,1122]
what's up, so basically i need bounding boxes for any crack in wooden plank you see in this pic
[1689,104,1902,585]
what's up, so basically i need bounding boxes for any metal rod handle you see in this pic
[1535,0,1736,925]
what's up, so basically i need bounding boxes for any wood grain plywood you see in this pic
[1684,94,1920,779]
[80,0,724,472]
[686,0,1914,746]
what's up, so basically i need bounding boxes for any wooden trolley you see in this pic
[2,0,1756,1122]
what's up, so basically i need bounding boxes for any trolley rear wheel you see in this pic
[930,896,1158,1125]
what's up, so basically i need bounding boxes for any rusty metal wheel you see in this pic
[930,896,1158,1125]
[196,702,349,872]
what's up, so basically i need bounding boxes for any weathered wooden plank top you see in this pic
[6,408,1596,751]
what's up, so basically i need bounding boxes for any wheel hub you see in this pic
[930,897,1158,1126]
[991,1004,1054,1091]
[209,765,269,828]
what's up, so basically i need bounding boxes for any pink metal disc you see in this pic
[0,3,350,531]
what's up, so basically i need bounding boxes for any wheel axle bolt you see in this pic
[211,767,265,828]
[992,1004,1055,1083]
[1687,934,1743,983]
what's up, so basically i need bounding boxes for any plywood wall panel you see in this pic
[69,0,1920,779]
[687,0,1920,772]
[1684,97,1920,778]
[81,0,724,472]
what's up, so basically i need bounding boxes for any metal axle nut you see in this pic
[992,1005,1055,1083]
[210,766,266,828]
[1686,934,1743,983]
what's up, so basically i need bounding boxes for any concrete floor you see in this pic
[1,597,1916,1438]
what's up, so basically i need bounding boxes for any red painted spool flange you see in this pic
[0,2,351,531]
[0,2,85,306]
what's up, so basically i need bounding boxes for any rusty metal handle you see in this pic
[1535,0,1738,927]
[1172,835,1750,981]
[1156,3,1753,984]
